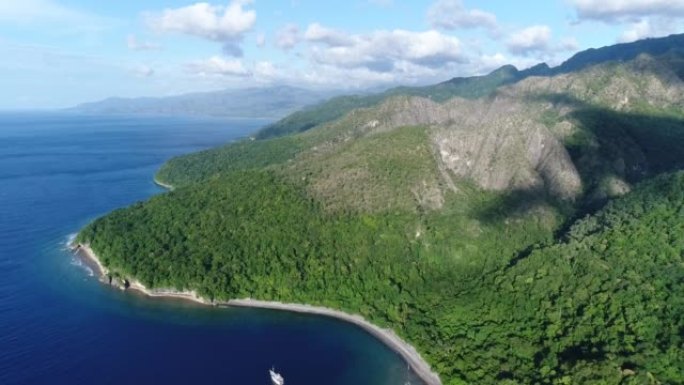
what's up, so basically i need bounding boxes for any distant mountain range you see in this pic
[67,86,338,119]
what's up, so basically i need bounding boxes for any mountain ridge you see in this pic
[258,33,684,140]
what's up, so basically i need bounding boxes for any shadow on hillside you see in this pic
[471,92,684,227]
[533,92,684,179]
[469,187,555,225]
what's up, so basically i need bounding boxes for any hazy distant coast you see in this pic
[71,243,441,385]
[67,86,336,120]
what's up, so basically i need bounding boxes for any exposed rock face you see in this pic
[288,53,684,213]
[433,114,581,200]
[319,54,684,203]
[354,95,583,201]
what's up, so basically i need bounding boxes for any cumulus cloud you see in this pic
[427,0,498,31]
[617,17,680,42]
[148,1,256,56]
[571,0,684,21]
[127,34,160,51]
[193,26,474,89]
[570,0,684,43]
[304,23,353,47]
[506,25,552,56]
[309,28,465,73]
[476,53,508,72]
[275,24,300,50]
[186,56,250,77]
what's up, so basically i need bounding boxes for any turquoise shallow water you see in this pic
[0,113,423,385]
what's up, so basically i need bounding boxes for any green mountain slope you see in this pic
[258,33,684,140]
[78,36,684,385]
[432,171,684,384]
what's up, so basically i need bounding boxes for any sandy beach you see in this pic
[72,243,442,385]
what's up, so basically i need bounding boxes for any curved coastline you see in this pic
[73,243,442,385]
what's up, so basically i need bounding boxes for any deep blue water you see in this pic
[0,113,422,385]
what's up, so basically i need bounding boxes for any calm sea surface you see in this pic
[0,113,422,385]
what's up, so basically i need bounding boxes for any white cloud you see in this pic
[246,25,473,89]
[618,20,652,43]
[127,34,160,51]
[275,24,300,50]
[571,0,684,21]
[304,23,353,47]
[148,1,256,56]
[186,56,250,77]
[310,28,465,73]
[476,53,508,72]
[617,17,680,42]
[427,0,498,31]
[506,25,552,56]
[254,61,277,79]
[569,0,684,43]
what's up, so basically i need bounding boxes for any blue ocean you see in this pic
[0,113,422,385]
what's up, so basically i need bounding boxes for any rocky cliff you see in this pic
[288,53,683,212]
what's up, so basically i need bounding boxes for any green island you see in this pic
[77,35,684,385]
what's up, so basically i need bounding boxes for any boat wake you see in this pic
[269,368,284,385]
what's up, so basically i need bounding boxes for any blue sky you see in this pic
[1,0,683,109]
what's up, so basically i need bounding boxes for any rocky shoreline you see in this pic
[71,243,442,385]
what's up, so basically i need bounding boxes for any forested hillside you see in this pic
[78,35,684,385]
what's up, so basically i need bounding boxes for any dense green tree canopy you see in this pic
[79,169,684,384]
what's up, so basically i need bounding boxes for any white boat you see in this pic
[269,368,284,385]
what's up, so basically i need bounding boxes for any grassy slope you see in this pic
[288,126,445,213]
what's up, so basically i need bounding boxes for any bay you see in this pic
[0,113,422,385]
